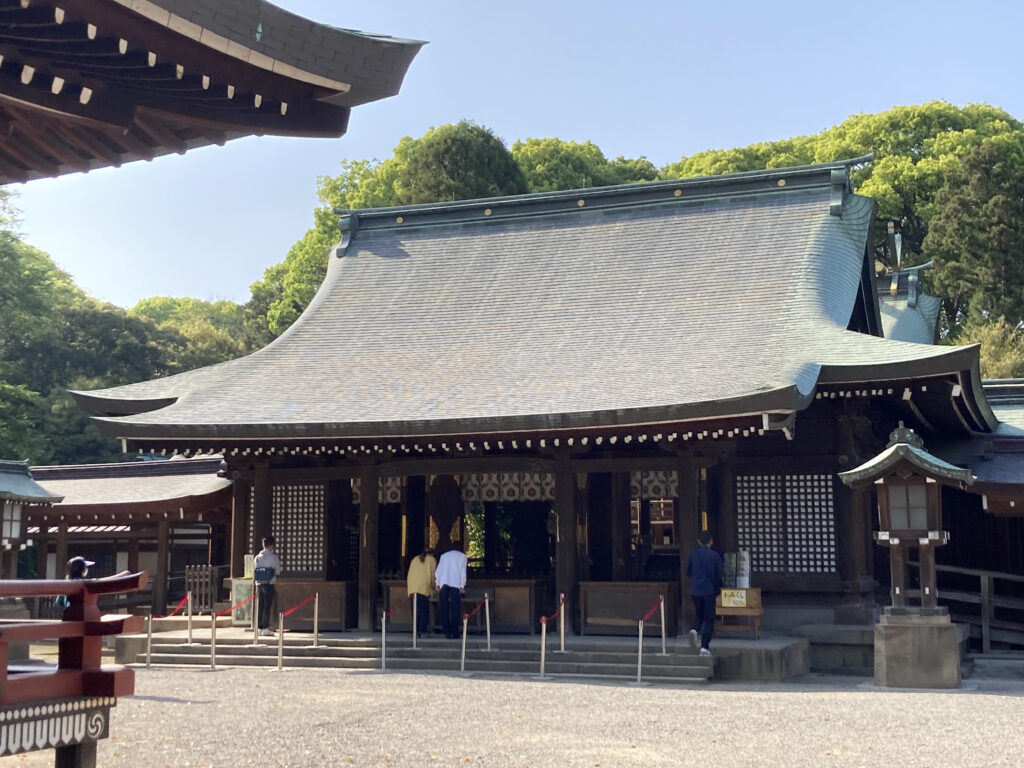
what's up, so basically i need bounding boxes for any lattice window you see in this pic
[736,475,785,572]
[785,475,836,573]
[272,484,325,576]
[249,483,326,577]
[735,474,836,575]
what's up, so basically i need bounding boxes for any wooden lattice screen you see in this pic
[736,474,836,574]
[249,483,326,577]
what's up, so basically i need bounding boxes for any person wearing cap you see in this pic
[55,556,94,613]
[253,536,281,636]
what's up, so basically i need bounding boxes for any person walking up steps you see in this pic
[687,530,724,657]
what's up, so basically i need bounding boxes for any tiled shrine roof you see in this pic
[28,457,229,517]
[74,159,995,445]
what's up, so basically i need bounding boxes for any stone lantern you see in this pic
[839,423,973,688]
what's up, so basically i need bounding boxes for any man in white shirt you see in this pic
[434,544,468,639]
[253,536,281,636]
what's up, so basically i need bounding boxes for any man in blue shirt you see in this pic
[686,530,724,657]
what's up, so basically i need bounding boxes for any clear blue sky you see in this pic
[11,1,1024,309]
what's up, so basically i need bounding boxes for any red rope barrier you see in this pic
[154,594,189,619]
[641,597,663,623]
[215,593,255,617]
[384,593,413,619]
[539,594,566,624]
[282,592,317,618]
[463,594,488,621]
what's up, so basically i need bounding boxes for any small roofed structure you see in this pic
[876,262,943,345]
[28,457,230,613]
[0,460,62,578]
[0,0,424,182]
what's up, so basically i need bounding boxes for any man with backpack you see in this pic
[253,536,281,636]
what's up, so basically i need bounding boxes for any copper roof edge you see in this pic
[332,156,872,232]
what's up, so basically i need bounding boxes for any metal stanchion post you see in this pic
[484,593,492,652]
[277,611,285,671]
[659,595,668,656]
[186,591,193,645]
[535,617,549,680]
[635,619,643,685]
[460,615,469,675]
[557,593,566,653]
[210,611,217,671]
[412,595,418,651]
[313,592,320,648]
[252,588,260,646]
[380,609,387,672]
[145,614,153,669]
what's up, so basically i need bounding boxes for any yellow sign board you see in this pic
[720,588,748,608]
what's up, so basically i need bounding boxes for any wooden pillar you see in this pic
[890,545,907,608]
[676,453,699,633]
[34,532,47,579]
[326,478,355,581]
[610,472,631,581]
[484,501,499,575]
[405,476,426,561]
[55,524,68,577]
[554,453,577,633]
[229,474,251,579]
[154,519,170,615]
[251,466,272,554]
[714,461,737,554]
[357,464,380,630]
[4,549,17,579]
[835,481,875,622]
[127,528,140,574]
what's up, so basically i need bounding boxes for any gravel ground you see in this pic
[3,666,1024,767]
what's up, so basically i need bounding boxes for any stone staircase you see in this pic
[132,634,715,683]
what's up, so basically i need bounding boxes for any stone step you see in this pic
[146,641,704,666]
[138,652,712,680]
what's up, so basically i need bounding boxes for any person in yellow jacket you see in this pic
[406,549,436,638]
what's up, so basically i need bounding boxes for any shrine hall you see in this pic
[72,158,1024,636]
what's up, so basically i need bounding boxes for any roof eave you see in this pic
[91,386,813,443]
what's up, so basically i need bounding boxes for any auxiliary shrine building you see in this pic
[72,159,1017,634]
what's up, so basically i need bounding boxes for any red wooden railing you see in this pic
[0,572,148,706]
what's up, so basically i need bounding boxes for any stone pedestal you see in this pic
[874,609,961,688]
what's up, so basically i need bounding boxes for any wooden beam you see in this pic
[0,146,28,181]
[357,464,380,631]
[676,453,699,633]
[154,518,169,614]
[229,476,250,579]
[131,110,186,153]
[50,121,121,166]
[553,453,576,634]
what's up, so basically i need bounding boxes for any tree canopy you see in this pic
[6,101,1024,464]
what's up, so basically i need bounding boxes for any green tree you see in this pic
[395,121,528,204]
[955,315,1024,378]
[661,101,1021,269]
[250,122,528,337]
[512,138,656,192]
[924,132,1024,335]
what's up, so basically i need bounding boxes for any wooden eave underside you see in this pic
[0,0,351,182]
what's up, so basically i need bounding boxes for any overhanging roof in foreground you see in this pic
[0,0,423,182]
[74,159,996,445]
[27,457,230,520]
